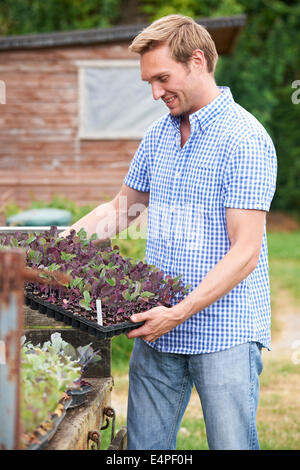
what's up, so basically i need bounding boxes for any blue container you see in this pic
[6,208,72,227]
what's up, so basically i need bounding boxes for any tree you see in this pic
[0,0,121,35]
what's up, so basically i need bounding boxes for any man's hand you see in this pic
[126,305,183,342]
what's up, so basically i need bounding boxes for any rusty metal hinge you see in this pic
[101,406,116,443]
[87,430,101,450]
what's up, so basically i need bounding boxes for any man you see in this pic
[63,15,277,450]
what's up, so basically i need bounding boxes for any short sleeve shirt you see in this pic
[124,86,277,354]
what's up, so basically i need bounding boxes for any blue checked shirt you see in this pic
[124,86,277,354]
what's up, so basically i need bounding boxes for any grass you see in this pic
[268,231,300,304]
[257,352,300,450]
[267,231,300,261]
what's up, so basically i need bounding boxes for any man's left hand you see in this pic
[126,306,182,342]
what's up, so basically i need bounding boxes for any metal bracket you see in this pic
[87,430,101,450]
[101,406,116,443]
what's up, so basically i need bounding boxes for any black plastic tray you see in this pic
[67,383,93,409]
[25,292,145,340]
[26,396,72,450]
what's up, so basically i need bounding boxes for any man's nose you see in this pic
[152,83,165,101]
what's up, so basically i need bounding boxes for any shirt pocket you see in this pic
[183,163,222,210]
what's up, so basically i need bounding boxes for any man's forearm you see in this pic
[172,243,259,323]
[61,184,149,240]
[62,199,130,240]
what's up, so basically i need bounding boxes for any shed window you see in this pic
[78,60,167,139]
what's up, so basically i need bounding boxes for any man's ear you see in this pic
[191,49,206,71]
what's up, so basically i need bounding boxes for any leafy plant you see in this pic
[20,337,81,448]
[40,332,101,377]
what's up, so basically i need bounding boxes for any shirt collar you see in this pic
[169,86,234,131]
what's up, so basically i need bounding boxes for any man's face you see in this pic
[141,43,202,117]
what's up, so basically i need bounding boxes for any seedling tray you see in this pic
[25,292,145,339]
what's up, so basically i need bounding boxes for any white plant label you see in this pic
[96,299,103,326]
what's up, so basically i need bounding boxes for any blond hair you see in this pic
[129,14,218,74]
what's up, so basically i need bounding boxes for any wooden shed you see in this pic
[0,15,246,208]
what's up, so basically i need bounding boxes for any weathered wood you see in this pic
[0,114,77,129]
[107,426,127,450]
[24,304,73,327]
[0,71,78,88]
[0,139,139,155]
[0,42,134,61]
[1,103,78,115]
[0,61,79,73]
[45,377,113,450]
[0,168,128,183]
[5,87,77,103]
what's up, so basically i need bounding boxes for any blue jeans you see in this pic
[127,339,263,450]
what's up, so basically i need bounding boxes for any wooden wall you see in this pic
[0,42,140,208]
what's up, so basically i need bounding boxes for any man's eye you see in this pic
[160,77,168,82]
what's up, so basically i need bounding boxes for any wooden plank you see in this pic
[0,114,77,129]
[0,140,76,155]
[0,42,134,62]
[24,304,73,328]
[0,129,76,140]
[0,155,133,167]
[108,427,127,450]
[45,377,113,450]
[1,103,78,115]
[0,72,77,88]
[0,159,131,171]
[0,168,128,183]
[0,61,78,73]
[0,153,132,169]
[80,140,140,153]
[4,86,77,103]
[0,139,139,155]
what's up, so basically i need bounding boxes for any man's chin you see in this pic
[169,108,181,116]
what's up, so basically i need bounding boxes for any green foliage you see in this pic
[112,229,146,261]
[0,0,121,35]
[20,333,101,446]
[20,339,81,440]
[40,332,101,371]
[141,0,243,19]
[79,290,92,310]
